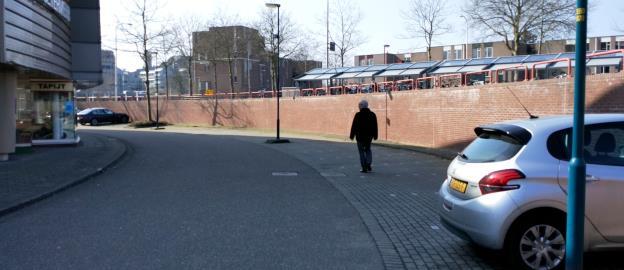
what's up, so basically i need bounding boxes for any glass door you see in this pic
[32,91,75,141]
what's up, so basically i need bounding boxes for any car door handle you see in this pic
[586,175,600,182]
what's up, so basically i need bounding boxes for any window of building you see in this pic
[472,47,481,58]
[443,46,451,60]
[601,41,611,51]
[403,53,411,63]
[485,47,493,58]
[367,58,374,65]
[360,59,366,66]
[615,37,624,49]
[454,48,463,60]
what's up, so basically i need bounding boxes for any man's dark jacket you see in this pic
[350,108,378,142]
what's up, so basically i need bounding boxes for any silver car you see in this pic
[439,114,624,270]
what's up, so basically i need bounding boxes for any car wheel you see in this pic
[121,116,129,124]
[90,119,98,126]
[506,215,566,270]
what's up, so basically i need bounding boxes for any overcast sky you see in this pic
[100,0,624,71]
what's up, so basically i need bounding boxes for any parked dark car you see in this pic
[77,108,130,126]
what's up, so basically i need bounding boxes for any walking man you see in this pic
[349,99,378,173]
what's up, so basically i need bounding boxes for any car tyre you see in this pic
[121,116,129,124]
[90,119,98,126]
[506,214,566,270]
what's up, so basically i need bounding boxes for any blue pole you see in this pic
[566,0,588,269]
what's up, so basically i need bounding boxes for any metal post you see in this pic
[460,15,468,59]
[326,0,329,68]
[115,24,118,101]
[566,1,587,269]
[265,3,289,144]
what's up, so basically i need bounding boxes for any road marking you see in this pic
[321,172,346,177]
[431,225,440,230]
[272,172,298,176]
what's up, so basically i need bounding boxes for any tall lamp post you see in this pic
[153,52,163,130]
[265,3,289,144]
[460,15,469,59]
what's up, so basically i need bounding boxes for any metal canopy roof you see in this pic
[431,66,462,74]
[466,58,497,65]
[355,71,379,78]
[439,59,470,67]
[315,73,336,80]
[376,69,405,77]
[493,55,530,64]
[364,65,388,71]
[587,57,622,66]
[385,63,415,70]
[295,74,321,81]
[335,72,362,79]
[399,68,426,76]
[487,63,529,70]
[524,54,558,62]
[458,65,487,73]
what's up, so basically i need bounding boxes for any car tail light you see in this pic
[479,169,525,195]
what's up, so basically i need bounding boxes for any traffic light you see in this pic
[329,42,335,51]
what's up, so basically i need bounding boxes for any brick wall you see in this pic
[80,73,624,151]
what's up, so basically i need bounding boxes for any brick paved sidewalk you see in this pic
[0,133,126,216]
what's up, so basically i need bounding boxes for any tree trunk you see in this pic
[187,58,193,96]
[212,61,219,126]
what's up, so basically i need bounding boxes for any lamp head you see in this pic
[265,3,280,8]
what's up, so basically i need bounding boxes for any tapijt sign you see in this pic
[30,81,73,92]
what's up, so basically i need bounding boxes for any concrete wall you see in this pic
[80,73,624,151]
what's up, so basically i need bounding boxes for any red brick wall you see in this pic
[80,73,624,151]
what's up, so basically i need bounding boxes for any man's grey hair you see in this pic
[358,99,369,109]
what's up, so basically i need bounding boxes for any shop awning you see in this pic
[295,74,321,81]
[430,66,462,74]
[376,69,404,77]
[399,68,426,76]
[354,71,378,78]
[335,72,362,79]
[587,58,622,67]
[458,65,487,73]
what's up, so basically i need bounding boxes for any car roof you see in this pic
[497,114,624,135]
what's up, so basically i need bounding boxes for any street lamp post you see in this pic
[153,52,163,130]
[383,44,390,65]
[460,15,469,59]
[265,3,289,144]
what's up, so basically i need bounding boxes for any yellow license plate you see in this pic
[449,178,468,193]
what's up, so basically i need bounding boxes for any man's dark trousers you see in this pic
[357,138,373,170]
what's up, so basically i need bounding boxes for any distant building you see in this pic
[191,25,321,95]
[355,35,624,66]
[83,50,116,97]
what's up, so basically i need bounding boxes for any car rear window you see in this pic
[459,133,524,163]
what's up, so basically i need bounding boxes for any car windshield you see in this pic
[77,109,94,115]
[459,133,524,163]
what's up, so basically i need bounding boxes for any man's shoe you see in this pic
[367,165,372,172]
[360,168,368,173]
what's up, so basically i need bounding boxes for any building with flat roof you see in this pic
[355,35,624,66]
[0,0,102,161]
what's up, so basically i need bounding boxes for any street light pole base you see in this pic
[265,138,290,144]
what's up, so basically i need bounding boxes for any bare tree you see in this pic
[328,0,364,67]
[402,0,448,61]
[171,16,204,96]
[256,8,306,90]
[464,0,575,56]
[121,0,168,122]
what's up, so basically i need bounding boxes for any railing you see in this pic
[79,52,623,102]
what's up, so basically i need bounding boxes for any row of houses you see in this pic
[296,50,623,95]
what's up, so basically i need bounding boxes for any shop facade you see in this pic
[0,0,102,161]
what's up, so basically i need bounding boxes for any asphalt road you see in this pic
[2,127,622,270]
[0,129,382,270]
